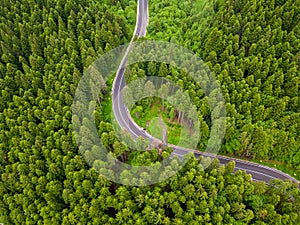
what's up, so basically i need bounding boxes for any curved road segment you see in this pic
[111,0,299,186]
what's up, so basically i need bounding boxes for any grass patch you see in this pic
[101,96,113,122]
[99,77,114,123]
[148,117,163,140]
[130,98,196,148]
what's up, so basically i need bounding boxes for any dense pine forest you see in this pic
[0,0,300,224]
[130,0,300,172]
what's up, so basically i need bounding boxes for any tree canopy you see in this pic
[0,0,299,224]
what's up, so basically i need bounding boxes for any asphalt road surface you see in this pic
[111,0,300,187]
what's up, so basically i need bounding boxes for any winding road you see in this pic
[112,0,299,186]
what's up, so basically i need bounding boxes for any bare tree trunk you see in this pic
[189,119,194,129]
[97,96,101,107]
[181,112,184,124]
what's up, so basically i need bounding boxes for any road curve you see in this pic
[111,0,300,187]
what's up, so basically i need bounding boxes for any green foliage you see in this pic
[143,0,300,176]
[0,0,300,224]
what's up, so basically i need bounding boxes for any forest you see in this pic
[127,0,300,176]
[0,0,300,224]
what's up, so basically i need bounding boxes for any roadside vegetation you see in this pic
[0,0,299,224]
[133,0,300,178]
[130,98,193,147]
